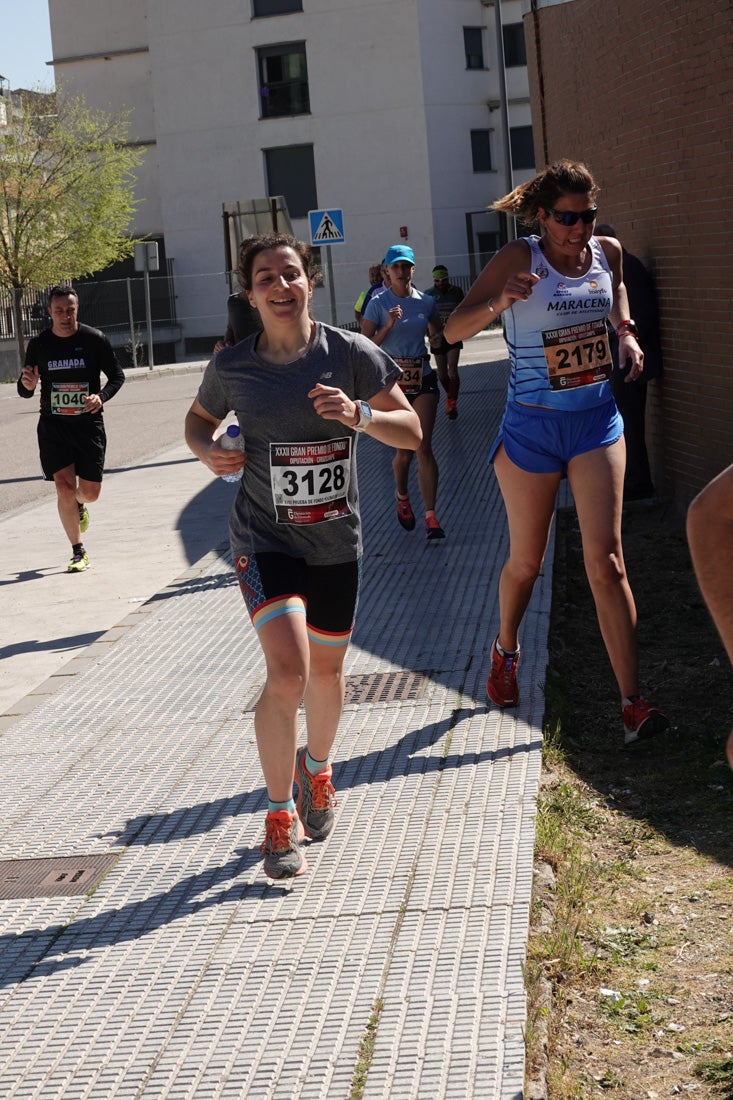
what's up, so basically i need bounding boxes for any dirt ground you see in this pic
[535,497,733,1098]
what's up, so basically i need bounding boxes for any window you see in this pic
[463,27,485,70]
[516,221,537,240]
[471,129,492,173]
[502,23,527,67]
[477,231,501,270]
[258,42,309,118]
[253,0,302,15]
[510,125,534,170]
[264,144,317,219]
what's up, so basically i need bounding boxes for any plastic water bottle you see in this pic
[220,423,244,483]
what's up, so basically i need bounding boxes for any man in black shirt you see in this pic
[423,265,465,420]
[596,225,663,500]
[213,291,262,352]
[17,286,125,572]
[213,238,264,353]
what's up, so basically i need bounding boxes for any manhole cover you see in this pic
[243,670,431,712]
[0,854,120,900]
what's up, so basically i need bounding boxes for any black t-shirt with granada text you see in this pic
[19,323,125,419]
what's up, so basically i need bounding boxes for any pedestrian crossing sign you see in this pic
[308,208,345,245]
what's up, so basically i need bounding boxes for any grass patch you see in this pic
[349,997,384,1099]
[525,502,733,1098]
[695,1056,733,1091]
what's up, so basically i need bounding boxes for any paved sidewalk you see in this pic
[0,341,554,1099]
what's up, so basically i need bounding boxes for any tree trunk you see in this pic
[12,287,26,367]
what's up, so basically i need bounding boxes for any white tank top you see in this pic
[504,235,614,411]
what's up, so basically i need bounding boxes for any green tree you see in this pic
[0,92,145,361]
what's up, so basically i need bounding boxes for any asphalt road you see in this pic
[0,365,208,516]
[0,328,506,517]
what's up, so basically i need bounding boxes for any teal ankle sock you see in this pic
[305,750,328,775]
[268,798,296,814]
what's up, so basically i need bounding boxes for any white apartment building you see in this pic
[48,0,535,351]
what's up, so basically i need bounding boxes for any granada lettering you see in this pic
[48,358,87,370]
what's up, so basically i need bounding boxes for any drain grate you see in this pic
[0,854,120,900]
[243,670,431,712]
[343,670,431,706]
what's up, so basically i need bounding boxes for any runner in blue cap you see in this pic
[361,244,447,540]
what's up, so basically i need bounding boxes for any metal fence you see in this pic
[0,265,488,371]
[0,264,180,368]
[0,289,49,342]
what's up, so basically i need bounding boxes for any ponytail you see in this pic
[491,160,599,226]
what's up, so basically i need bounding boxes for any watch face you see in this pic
[356,401,372,429]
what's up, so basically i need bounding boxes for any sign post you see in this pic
[134,241,159,369]
[308,209,345,326]
[125,278,137,368]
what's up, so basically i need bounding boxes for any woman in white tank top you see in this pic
[445,160,669,746]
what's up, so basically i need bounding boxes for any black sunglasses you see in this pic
[545,206,598,226]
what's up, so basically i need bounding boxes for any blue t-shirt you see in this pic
[363,288,439,363]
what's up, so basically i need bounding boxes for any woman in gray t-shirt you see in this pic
[185,233,421,881]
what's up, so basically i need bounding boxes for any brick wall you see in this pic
[524,0,732,505]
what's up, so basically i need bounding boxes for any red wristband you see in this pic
[616,320,639,338]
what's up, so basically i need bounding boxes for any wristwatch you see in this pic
[352,400,373,432]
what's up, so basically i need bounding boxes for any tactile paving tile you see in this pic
[0,356,554,1099]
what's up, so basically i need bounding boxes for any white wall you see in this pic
[48,0,535,336]
[49,0,162,233]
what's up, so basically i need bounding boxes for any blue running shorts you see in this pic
[489,398,623,475]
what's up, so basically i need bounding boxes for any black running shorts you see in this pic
[235,552,361,645]
[37,415,107,482]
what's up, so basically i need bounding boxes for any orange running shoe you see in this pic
[486,638,520,707]
[260,810,307,878]
[622,697,669,746]
[295,747,337,840]
[424,514,446,540]
[396,495,416,531]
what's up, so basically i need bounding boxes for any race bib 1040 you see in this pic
[51,382,89,414]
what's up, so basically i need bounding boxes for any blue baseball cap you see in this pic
[384,244,415,266]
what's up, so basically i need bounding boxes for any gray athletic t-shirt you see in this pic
[196,322,400,565]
